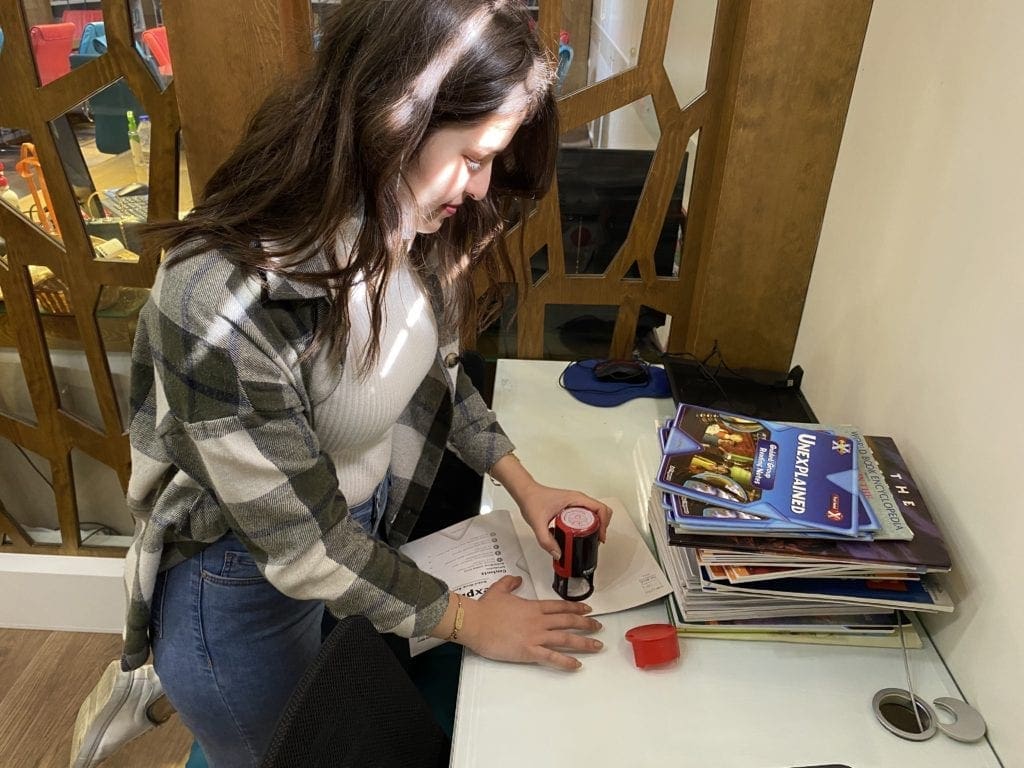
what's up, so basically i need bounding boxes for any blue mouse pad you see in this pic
[560,359,671,407]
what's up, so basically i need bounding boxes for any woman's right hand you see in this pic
[456,576,604,670]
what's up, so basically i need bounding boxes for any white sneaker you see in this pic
[69,661,172,768]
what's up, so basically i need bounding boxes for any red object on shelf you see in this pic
[29,22,75,85]
[142,26,173,77]
[60,9,104,47]
[625,624,679,669]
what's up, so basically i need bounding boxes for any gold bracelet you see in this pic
[445,593,465,642]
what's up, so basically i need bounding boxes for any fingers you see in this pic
[565,493,613,543]
[530,631,604,671]
[589,499,613,543]
[545,613,603,633]
[488,575,523,594]
[534,647,584,671]
[536,599,593,615]
[596,503,612,542]
[469,590,605,671]
[542,630,604,653]
[532,523,560,559]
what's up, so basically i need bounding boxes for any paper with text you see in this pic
[400,499,672,656]
[400,509,535,656]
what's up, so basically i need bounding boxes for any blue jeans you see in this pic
[152,480,389,768]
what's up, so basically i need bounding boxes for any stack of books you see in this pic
[648,403,952,648]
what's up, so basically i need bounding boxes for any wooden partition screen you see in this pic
[497,0,741,360]
[0,0,181,556]
[0,0,870,556]
[491,0,871,366]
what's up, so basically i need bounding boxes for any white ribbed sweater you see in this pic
[313,260,437,506]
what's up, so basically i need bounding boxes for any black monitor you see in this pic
[555,146,687,280]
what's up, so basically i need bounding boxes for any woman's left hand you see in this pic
[516,482,612,559]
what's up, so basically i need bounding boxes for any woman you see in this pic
[118,1,609,765]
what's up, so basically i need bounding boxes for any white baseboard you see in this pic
[0,553,125,633]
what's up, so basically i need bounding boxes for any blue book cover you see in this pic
[659,426,876,539]
[656,404,860,537]
[667,436,951,572]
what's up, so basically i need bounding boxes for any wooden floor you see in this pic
[0,628,192,768]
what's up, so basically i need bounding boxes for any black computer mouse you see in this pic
[592,359,650,383]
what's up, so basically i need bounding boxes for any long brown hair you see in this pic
[149,0,558,370]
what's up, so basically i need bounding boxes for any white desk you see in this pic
[452,359,1001,768]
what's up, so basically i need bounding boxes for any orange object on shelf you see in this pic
[15,142,60,237]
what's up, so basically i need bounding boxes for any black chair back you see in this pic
[260,615,449,768]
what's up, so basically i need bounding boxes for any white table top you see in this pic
[452,359,1000,768]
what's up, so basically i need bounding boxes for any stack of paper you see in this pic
[648,403,953,647]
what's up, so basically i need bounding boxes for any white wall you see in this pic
[793,2,1024,763]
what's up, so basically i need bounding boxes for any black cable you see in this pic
[13,444,54,489]
[702,340,772,388]
[557,358,653,396]
[9,448,124,543]
[658,349,736,411]
[659,340,800,419]
[80,522,119,545]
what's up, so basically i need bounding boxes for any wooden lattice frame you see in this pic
[0,0,740,556]
[0,0,180,556]
[485,0,740,359]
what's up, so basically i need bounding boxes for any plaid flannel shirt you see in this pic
[121,244,514,670]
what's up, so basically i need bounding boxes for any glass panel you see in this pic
[28,263,74,315]
[177,130,194,218]
[512,2,643,96]
[682,127,700,214]
[638,304,669,357]
[129,0,170,89]
[650,128,695,279]
[29,2,105,87]
[0,348,38,424]
[2,126,32,219]
[545,303,616,359]
[502,197,523,231]
[476,284,517,361]
[96,284,149,426]
[591,93,659,151]
[49,83,151,260]
[557,97,660,277]
[310,0,338,48]
[25,264,105,429]
[587,0,648,88]
[0,438,61,545]
[665,0,717,108]
[530,244,548,286]
[72,448,134,547]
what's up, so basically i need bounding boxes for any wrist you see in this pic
[431,591,468,644]
[490,452,539,505]
[445,593,465,642]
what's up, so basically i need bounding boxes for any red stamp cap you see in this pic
[625,623,680,668]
